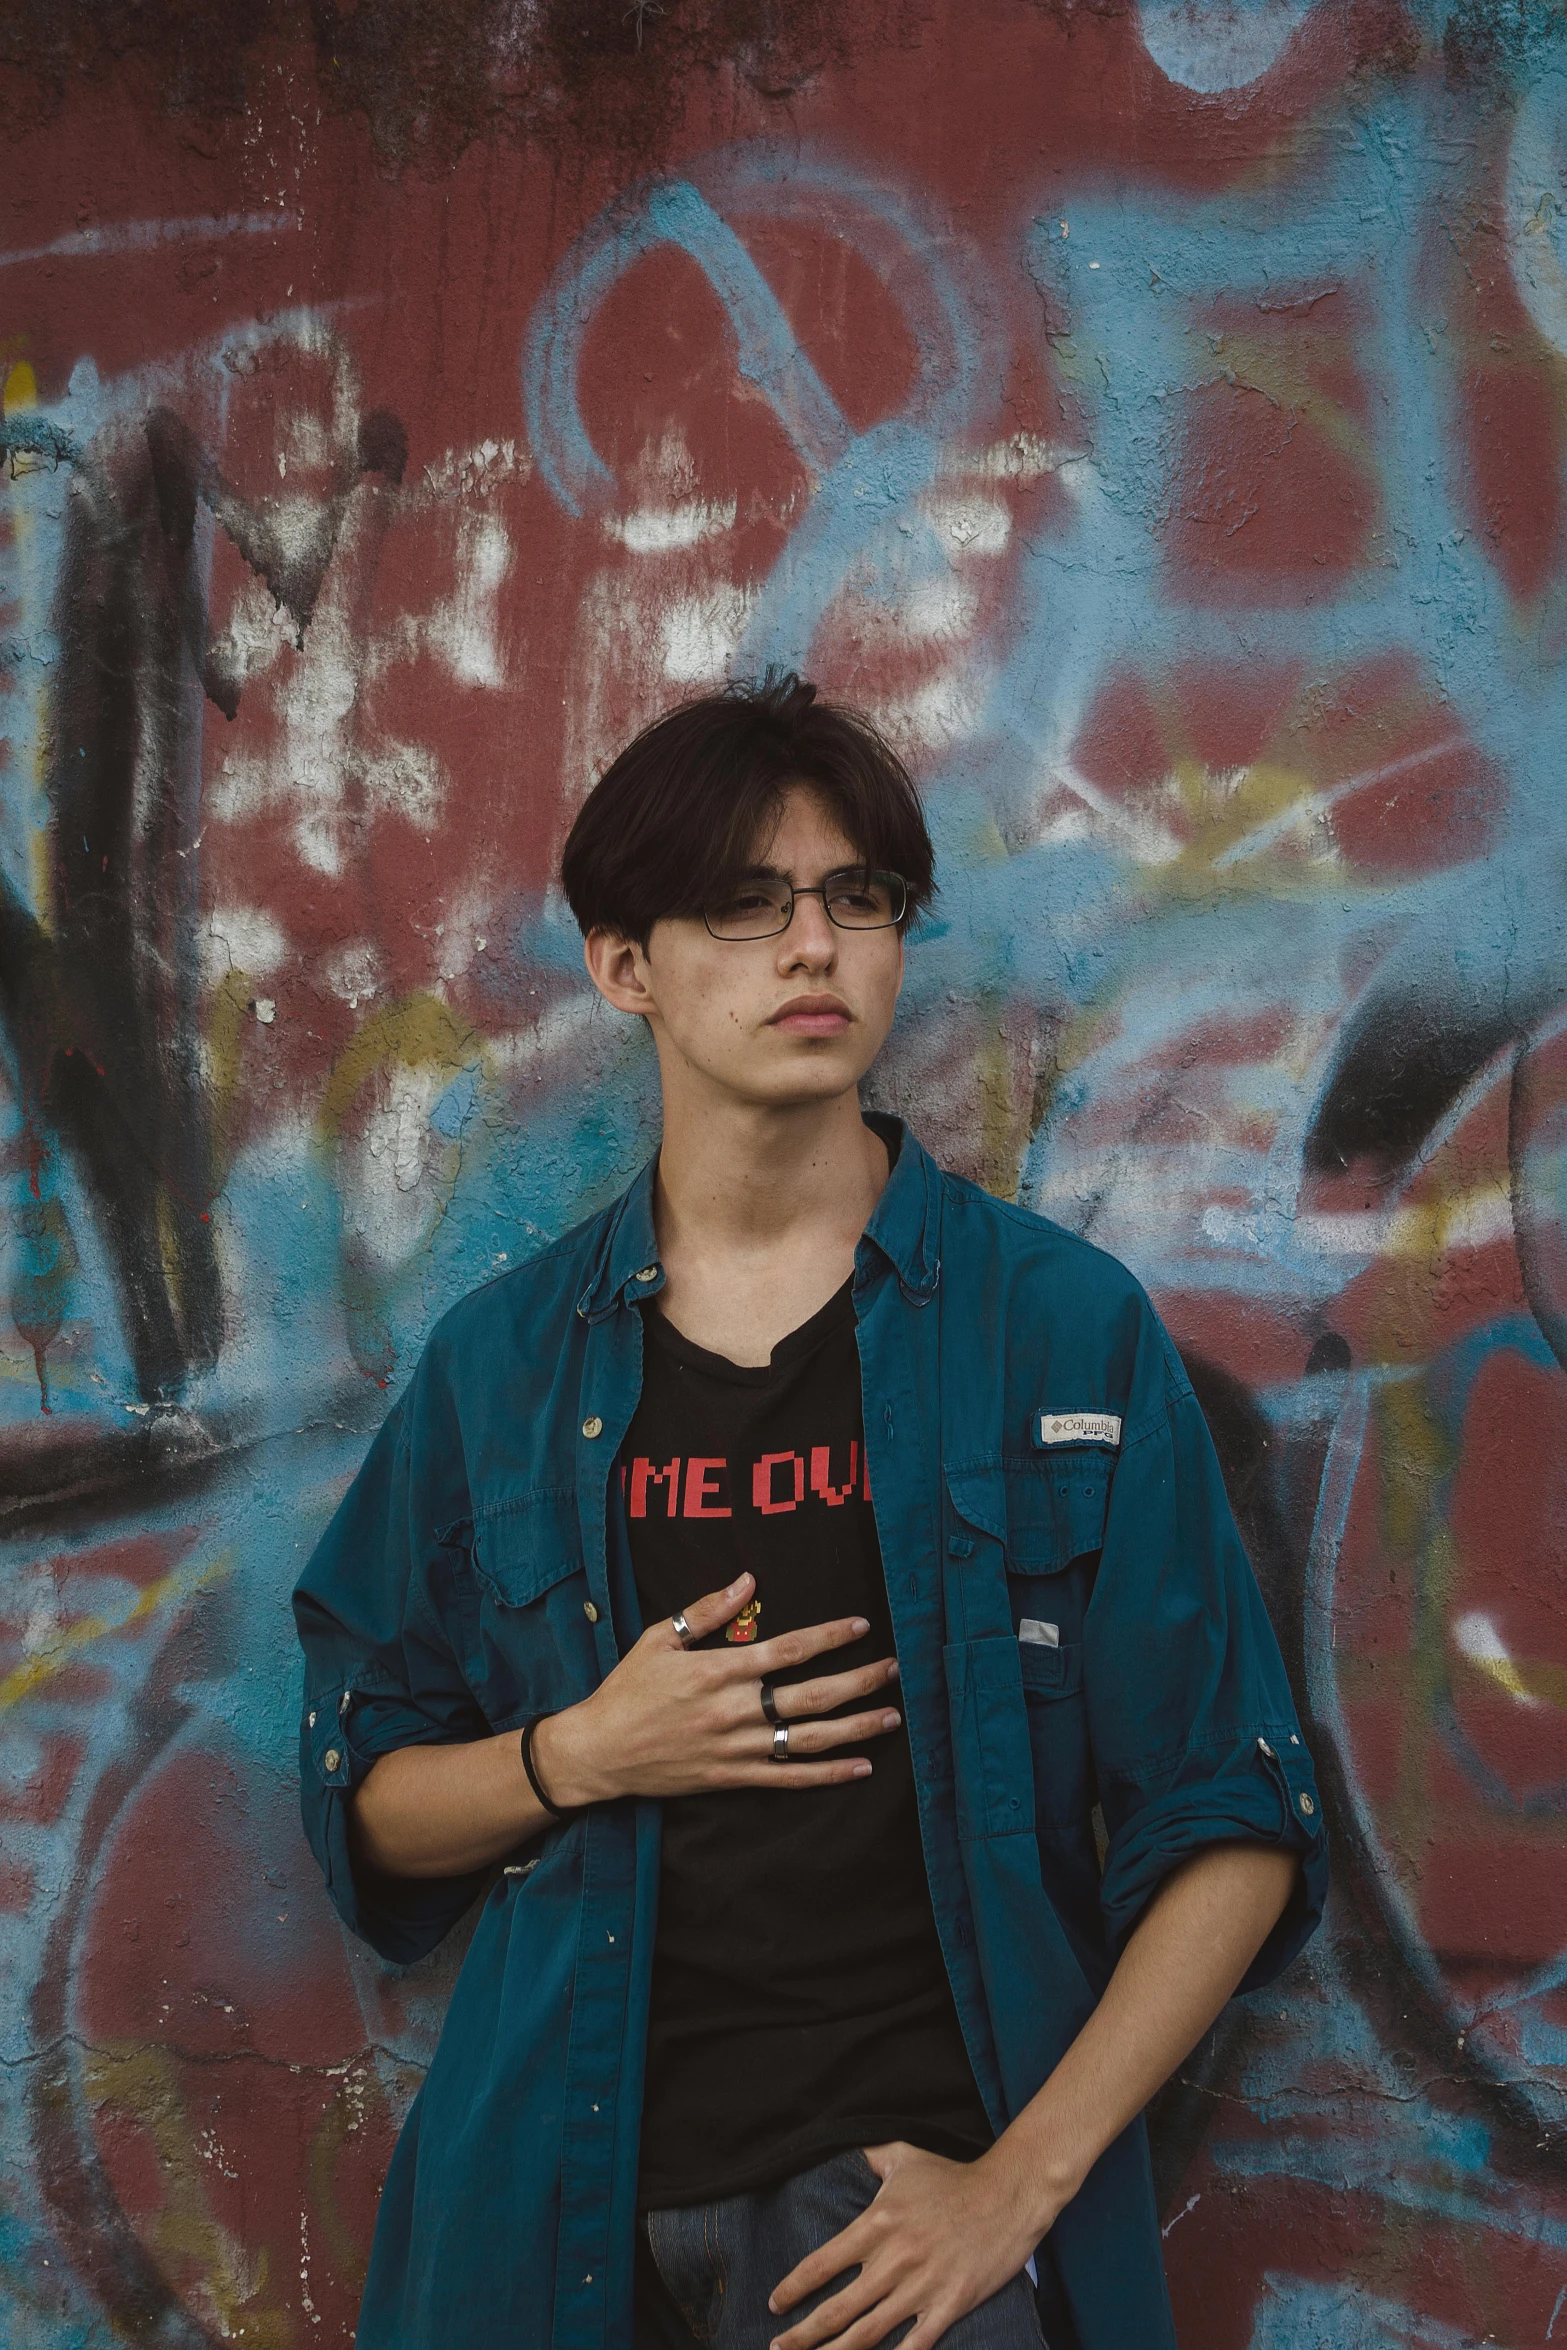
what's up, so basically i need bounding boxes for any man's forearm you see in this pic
[985,1842,1299,2235]
[352,1730,555,1876]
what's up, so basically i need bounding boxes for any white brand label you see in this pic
[1037,1411,1122,1448]
[1019,1619,1060,1647]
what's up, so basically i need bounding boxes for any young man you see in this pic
[294,673,1327,2350]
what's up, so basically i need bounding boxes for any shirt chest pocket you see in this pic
[465,1490,602,1725]
[946,1458,1110,1830]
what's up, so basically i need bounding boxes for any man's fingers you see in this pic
[773,1658,899,1720]
[663,1573,754,1645]
[881,2319,945,2350]
[769,2216,873,2315]
[772,1706,900,1757]
[771,2278,877,2350]
[738,1759,876,1789]
[717,1663,897,1734]
[776,2290,910,2350]
[745,1615,872,1675]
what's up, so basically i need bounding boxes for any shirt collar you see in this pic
[859,1112,942,1303]
[576,1113,941,1324]
[576,1155,663,1324]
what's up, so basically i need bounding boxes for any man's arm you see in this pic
[768,1840,1298,2350]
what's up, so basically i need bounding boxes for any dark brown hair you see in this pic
[559,670,936,944]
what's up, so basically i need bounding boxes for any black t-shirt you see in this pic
[624,1278,992,2210]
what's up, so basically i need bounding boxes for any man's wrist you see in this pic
[529,1702,616,1810]
[979,2105,1089,2243]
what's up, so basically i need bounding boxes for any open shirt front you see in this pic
[293,1115,1327,2350]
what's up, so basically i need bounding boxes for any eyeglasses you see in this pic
[703,868,908,943]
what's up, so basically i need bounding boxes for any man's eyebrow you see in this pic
[738,858,868,880]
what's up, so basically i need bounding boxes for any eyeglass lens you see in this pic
[706,869,906,941]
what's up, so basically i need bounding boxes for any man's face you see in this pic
[589,786,905,1108]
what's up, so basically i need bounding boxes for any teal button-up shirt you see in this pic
[293,1117,1326,2350]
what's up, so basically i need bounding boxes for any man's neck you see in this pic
[651,1090,890,1366]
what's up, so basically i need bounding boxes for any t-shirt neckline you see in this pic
[641,1276,855,1388]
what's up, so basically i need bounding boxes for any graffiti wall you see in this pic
[2,0,1565,2340]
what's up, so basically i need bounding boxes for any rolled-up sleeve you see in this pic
[1084,1306,1328,1993]
[293,1383,491,1965]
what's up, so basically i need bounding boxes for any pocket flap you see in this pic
[470,1490,584,1608]
[946,1463,1007,1542]
[1019,1638,1084,1699]
[1003,1459,1110,1573]
[947,1460,1111,1571]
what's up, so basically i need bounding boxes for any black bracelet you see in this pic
[519,1714,575,1819]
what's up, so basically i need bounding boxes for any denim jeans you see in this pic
[634,2149,1047,2349]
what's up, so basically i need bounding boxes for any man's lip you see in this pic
[769,996,853,1028]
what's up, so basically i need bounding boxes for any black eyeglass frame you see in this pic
[701,867,909,943]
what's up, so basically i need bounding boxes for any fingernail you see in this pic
[728,1576,750,1597]
[887,1661,900,1681]
[851,1617,870,1635]
[882,1711,901,1729]
[852,1761,872,1777]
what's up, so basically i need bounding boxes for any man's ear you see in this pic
[583,925,655,1017]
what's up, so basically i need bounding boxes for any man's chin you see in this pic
[732,1050,876,1111]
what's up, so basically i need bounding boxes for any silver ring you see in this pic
[760,1683,781,1727]
[771,1722,790,1762]
[671,1611,694,1645]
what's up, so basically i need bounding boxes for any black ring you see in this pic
[760,1682,781,1727]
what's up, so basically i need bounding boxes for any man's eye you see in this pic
[723,890,773,915]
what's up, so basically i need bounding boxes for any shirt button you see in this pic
[1299,1791,1316,1816]
[582,1415,603,1439]
[584,1601,599,1623]
[1257,1738,1275,1760]
[323,1748,342,1772]
[634,1265,658,1283]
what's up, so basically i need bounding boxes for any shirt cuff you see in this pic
[1098,1726,1328,1991]
[299,1676,491,1965]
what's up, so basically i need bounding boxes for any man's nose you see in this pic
[778,892,838,965]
